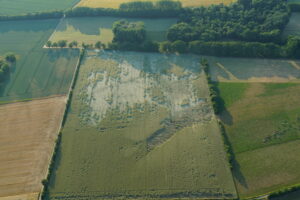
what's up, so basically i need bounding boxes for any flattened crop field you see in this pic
[0,96,66,199]
[47,50,237,199]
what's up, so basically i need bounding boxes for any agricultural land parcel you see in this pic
[48,17,177,46]
[0,0,79,16]
[47,50,237,199]
[0,96,66,199]
[75,0,235,8]
[210,56,300,197]
[0,19,79,102]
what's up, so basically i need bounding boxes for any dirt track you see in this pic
[0,96,67,199]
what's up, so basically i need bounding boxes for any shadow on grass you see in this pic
[42,134,63,200]
[211,81,248,190]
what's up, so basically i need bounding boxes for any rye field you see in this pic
[0,0,79,16]
[0,96,66,199]
[75,0,235,9]
[0,19,79,102]
[216,80,300,196]
[47,50,236,199]
[48,17,177,46]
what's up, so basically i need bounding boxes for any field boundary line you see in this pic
[0,94,66,105]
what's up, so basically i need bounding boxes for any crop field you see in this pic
[48,17,177,46]
[75,0,235,9]
[0,19,80,102]
[217,82,300,197]
[0,96,66,199]
[208,57,300,82]
[0,0,80,16]
[47,50,237,199]
[283,13,300,38]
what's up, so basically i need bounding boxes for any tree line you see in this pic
[65,0,182,18]
[0,11,63,21]
[0,53,16,84]
[46,40,106,49]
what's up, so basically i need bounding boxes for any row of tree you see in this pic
[167,0,290,44]
[46,40,106,49]
[0,11,63,21]
[65,0,182,18]
[0,53,16,83]
[158,36,300,58]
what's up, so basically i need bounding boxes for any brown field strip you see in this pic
[0,96,67,199]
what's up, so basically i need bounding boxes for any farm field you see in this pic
[0,96,66,199]
[0,19,80,102]
[48,17,177,46]
[217,82,300,197]
[0,0,79,16]
[75,0,235,9]
[283,13,300,38]
[208,57,300,82]
[47,50,237,199]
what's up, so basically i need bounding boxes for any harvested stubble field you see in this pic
[0,96,66,199]
[47,50,236,199]
[208,57,300,82]
[218,82,300,198]
[48,17,177,46]
[283,13,300,38]
[0,0,80,16]
[75,0,235,8]
[0,19,79,102]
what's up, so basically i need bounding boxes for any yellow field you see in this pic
[75,0,235,9]
[0,96,66,199]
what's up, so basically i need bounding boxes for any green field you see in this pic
[208,57,300,82]
[47,50,236,199]
[0,19,79,102]
[283,13,300,38]
[48,17,177,46]
[217,82,300,197]
[0,0,79,16]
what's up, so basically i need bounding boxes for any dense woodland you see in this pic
[168,0,290,43]
[112,20,146,43]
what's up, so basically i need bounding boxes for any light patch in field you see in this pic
[83,57,207,125]
[75,0,235,8]
[209,57,300,82]
[48,17,177,46]
[0,96,66,199]
[48,51,236,199]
